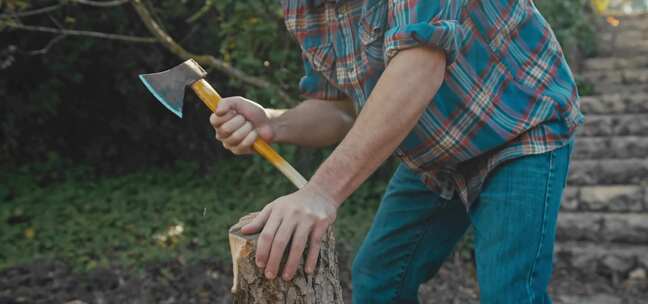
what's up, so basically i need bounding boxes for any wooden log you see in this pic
[229,213,344,304]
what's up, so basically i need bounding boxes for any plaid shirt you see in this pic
[283,0,584,207]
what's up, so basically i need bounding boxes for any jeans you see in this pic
[352,143,573,304]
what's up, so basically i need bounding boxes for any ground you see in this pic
[1,253,646,304]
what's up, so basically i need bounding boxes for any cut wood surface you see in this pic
[229,213,344,304]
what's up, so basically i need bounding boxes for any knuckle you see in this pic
[232,95,244,101]
[218,128,230,137]
[232,131,246,142]
[256,253,267,263]
[311,233,322,244]
[288,206,300,216]
[260,233,273,243]
[304,210,317,220]
[315,215,329,225]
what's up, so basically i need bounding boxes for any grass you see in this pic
[0,157,387,272]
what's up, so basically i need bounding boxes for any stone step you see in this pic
[572,136,648,159]
[580,93,648,114]
[554,294,624,304]
[567,158,648,185]
[555,241,648,278]
[581,68,648,86]
[598,27,648,56]
[562,185,646,212]
[599,28,648,43]
[557,212,648,243]
[599,39,648,57]
[576,114,648,136]
[590,83,648,96]
[583,55,648,71]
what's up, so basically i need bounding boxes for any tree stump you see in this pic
[228,213,344,304]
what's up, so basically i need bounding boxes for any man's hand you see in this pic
[209,96,275,155]
[240,184,339,281]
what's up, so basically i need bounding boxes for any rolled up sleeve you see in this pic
[298,54,346,100]
[384,0,466,65]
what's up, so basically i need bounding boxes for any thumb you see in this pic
[241,205,272,234]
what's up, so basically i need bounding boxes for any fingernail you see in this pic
[265,270,274,279]
[256,261,264,268]
[305,267,313,274]
[283,274,291,281]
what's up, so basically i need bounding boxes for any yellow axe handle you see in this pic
[191,79,308,189]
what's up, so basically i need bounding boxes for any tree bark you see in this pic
[229,213,344,304]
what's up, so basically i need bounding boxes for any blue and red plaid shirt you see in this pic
[282,0,584,207]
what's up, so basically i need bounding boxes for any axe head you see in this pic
[139,59,207,118]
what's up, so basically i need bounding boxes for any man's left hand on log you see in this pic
[239,183,338,281]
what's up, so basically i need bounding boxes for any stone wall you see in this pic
[556,14,648,279]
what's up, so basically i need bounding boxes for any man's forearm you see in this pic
[268,99,355,148]
[308,47,447,205]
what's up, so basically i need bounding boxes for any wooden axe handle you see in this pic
[191,79,308,189]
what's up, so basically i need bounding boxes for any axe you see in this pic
[139,59,307,189]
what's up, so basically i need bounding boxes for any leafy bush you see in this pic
[1,0,597,170]
[1,0,302,169]
[0,159,387,271]
[536,0,599,59]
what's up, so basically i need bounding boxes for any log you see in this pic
[229,213,344,304]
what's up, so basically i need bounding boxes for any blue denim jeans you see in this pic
[352,143,573,304]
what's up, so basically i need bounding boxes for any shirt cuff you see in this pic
[384,20,466,65]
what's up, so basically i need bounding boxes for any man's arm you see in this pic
[270,98,355,147]
[241,46,447,281]
[309,47,446,203]
[210,98,354,154]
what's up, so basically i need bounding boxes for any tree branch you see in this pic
[0,4,61,19]
[186,0,213,23]
[6,23,157,43]
[130,0,293,102]
[0,0,128,19]
[73,0,131,8]
[27,34,67,55]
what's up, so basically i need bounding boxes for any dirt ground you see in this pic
[0,255,646,304]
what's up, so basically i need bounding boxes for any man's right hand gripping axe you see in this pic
[139,59,307,189]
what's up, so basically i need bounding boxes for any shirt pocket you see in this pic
[359,2,387,68]
[304,42,335,73]
[481,2,532,54]
[302,42,339,85]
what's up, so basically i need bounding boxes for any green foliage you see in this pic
[0,0,302,168]
[0,159,389,271]
[536,0,599,58]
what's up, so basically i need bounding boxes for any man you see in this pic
[210,0,583,303]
